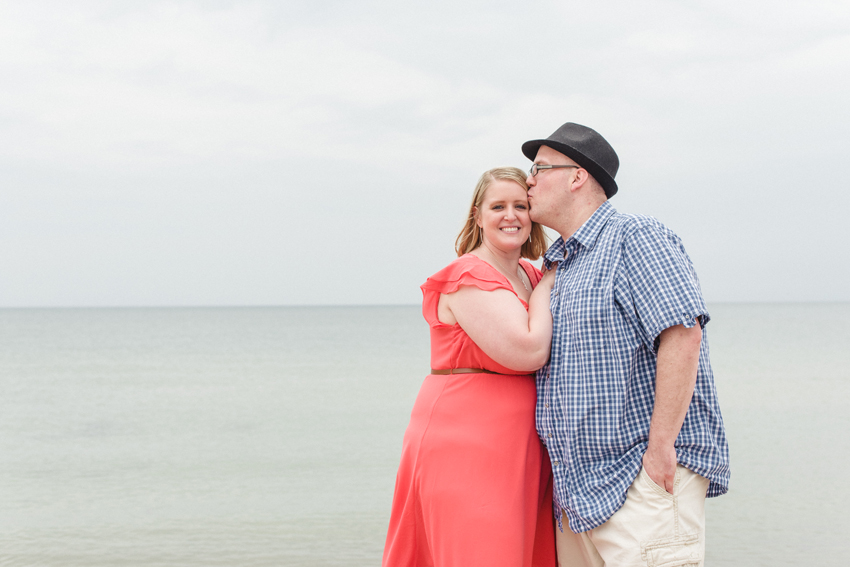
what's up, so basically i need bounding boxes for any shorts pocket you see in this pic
[640,532,701,567]
[639,466,676,500]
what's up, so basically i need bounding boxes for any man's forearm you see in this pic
[650,323,702,445]
[643,322,702,491]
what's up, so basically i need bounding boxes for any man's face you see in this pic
[526,145,578,227]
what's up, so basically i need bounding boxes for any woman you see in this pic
[383,167,557,567]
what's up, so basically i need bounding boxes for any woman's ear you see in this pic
[473,207,481,227]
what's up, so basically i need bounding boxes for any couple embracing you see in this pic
[383,122,730,567]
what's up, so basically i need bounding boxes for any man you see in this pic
[523,122,729,567]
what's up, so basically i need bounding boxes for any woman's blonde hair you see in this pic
[454,166,548,260]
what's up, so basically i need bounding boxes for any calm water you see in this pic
[0,304,848,566]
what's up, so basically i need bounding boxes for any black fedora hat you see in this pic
[522,122,619,198]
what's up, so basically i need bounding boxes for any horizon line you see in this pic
[1,299,848,310]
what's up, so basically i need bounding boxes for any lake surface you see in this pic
[1,303,848,565]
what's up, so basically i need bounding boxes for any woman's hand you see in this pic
[538,262,558,290]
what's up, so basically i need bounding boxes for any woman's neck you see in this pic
[472,241,531,295]
[477,241,521,272]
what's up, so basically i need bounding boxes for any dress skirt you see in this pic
[382,371,556,567]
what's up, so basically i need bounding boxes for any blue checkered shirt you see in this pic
[536,201,730,533]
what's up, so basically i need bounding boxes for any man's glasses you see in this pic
[528,163,579,177]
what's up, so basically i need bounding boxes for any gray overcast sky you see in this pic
[1,0,848,307]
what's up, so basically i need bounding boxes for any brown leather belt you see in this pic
[430,368,532,376]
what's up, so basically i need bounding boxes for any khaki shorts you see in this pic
[557,464,710,567]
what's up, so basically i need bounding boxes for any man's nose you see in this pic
[526,174,535,186]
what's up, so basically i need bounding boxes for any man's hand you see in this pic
[643,440,678,493]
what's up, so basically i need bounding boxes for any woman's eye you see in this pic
[492,205,503,210]
[517,204,528,210]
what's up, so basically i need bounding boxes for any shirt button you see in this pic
[547,433,552,438]
[544,403,549,408]
[553,461,559,466]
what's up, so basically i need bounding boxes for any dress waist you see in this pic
[430,367,533,376]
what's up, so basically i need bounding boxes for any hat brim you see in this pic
[522,139,618,198]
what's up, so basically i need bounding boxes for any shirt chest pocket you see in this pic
[563,287,610,353]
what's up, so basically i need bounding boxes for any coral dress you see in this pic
[383,254,556,567]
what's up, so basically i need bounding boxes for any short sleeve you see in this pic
[622,223,709,352]
[420,255,516,327]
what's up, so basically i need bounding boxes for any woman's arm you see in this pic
[439,269,555,372]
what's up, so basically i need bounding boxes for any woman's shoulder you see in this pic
[519,259,544,287]
[519,259,543,278]
[421,254,509,295]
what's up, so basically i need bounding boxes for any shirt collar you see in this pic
[542,201,617,267]
[571,200,616,250]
